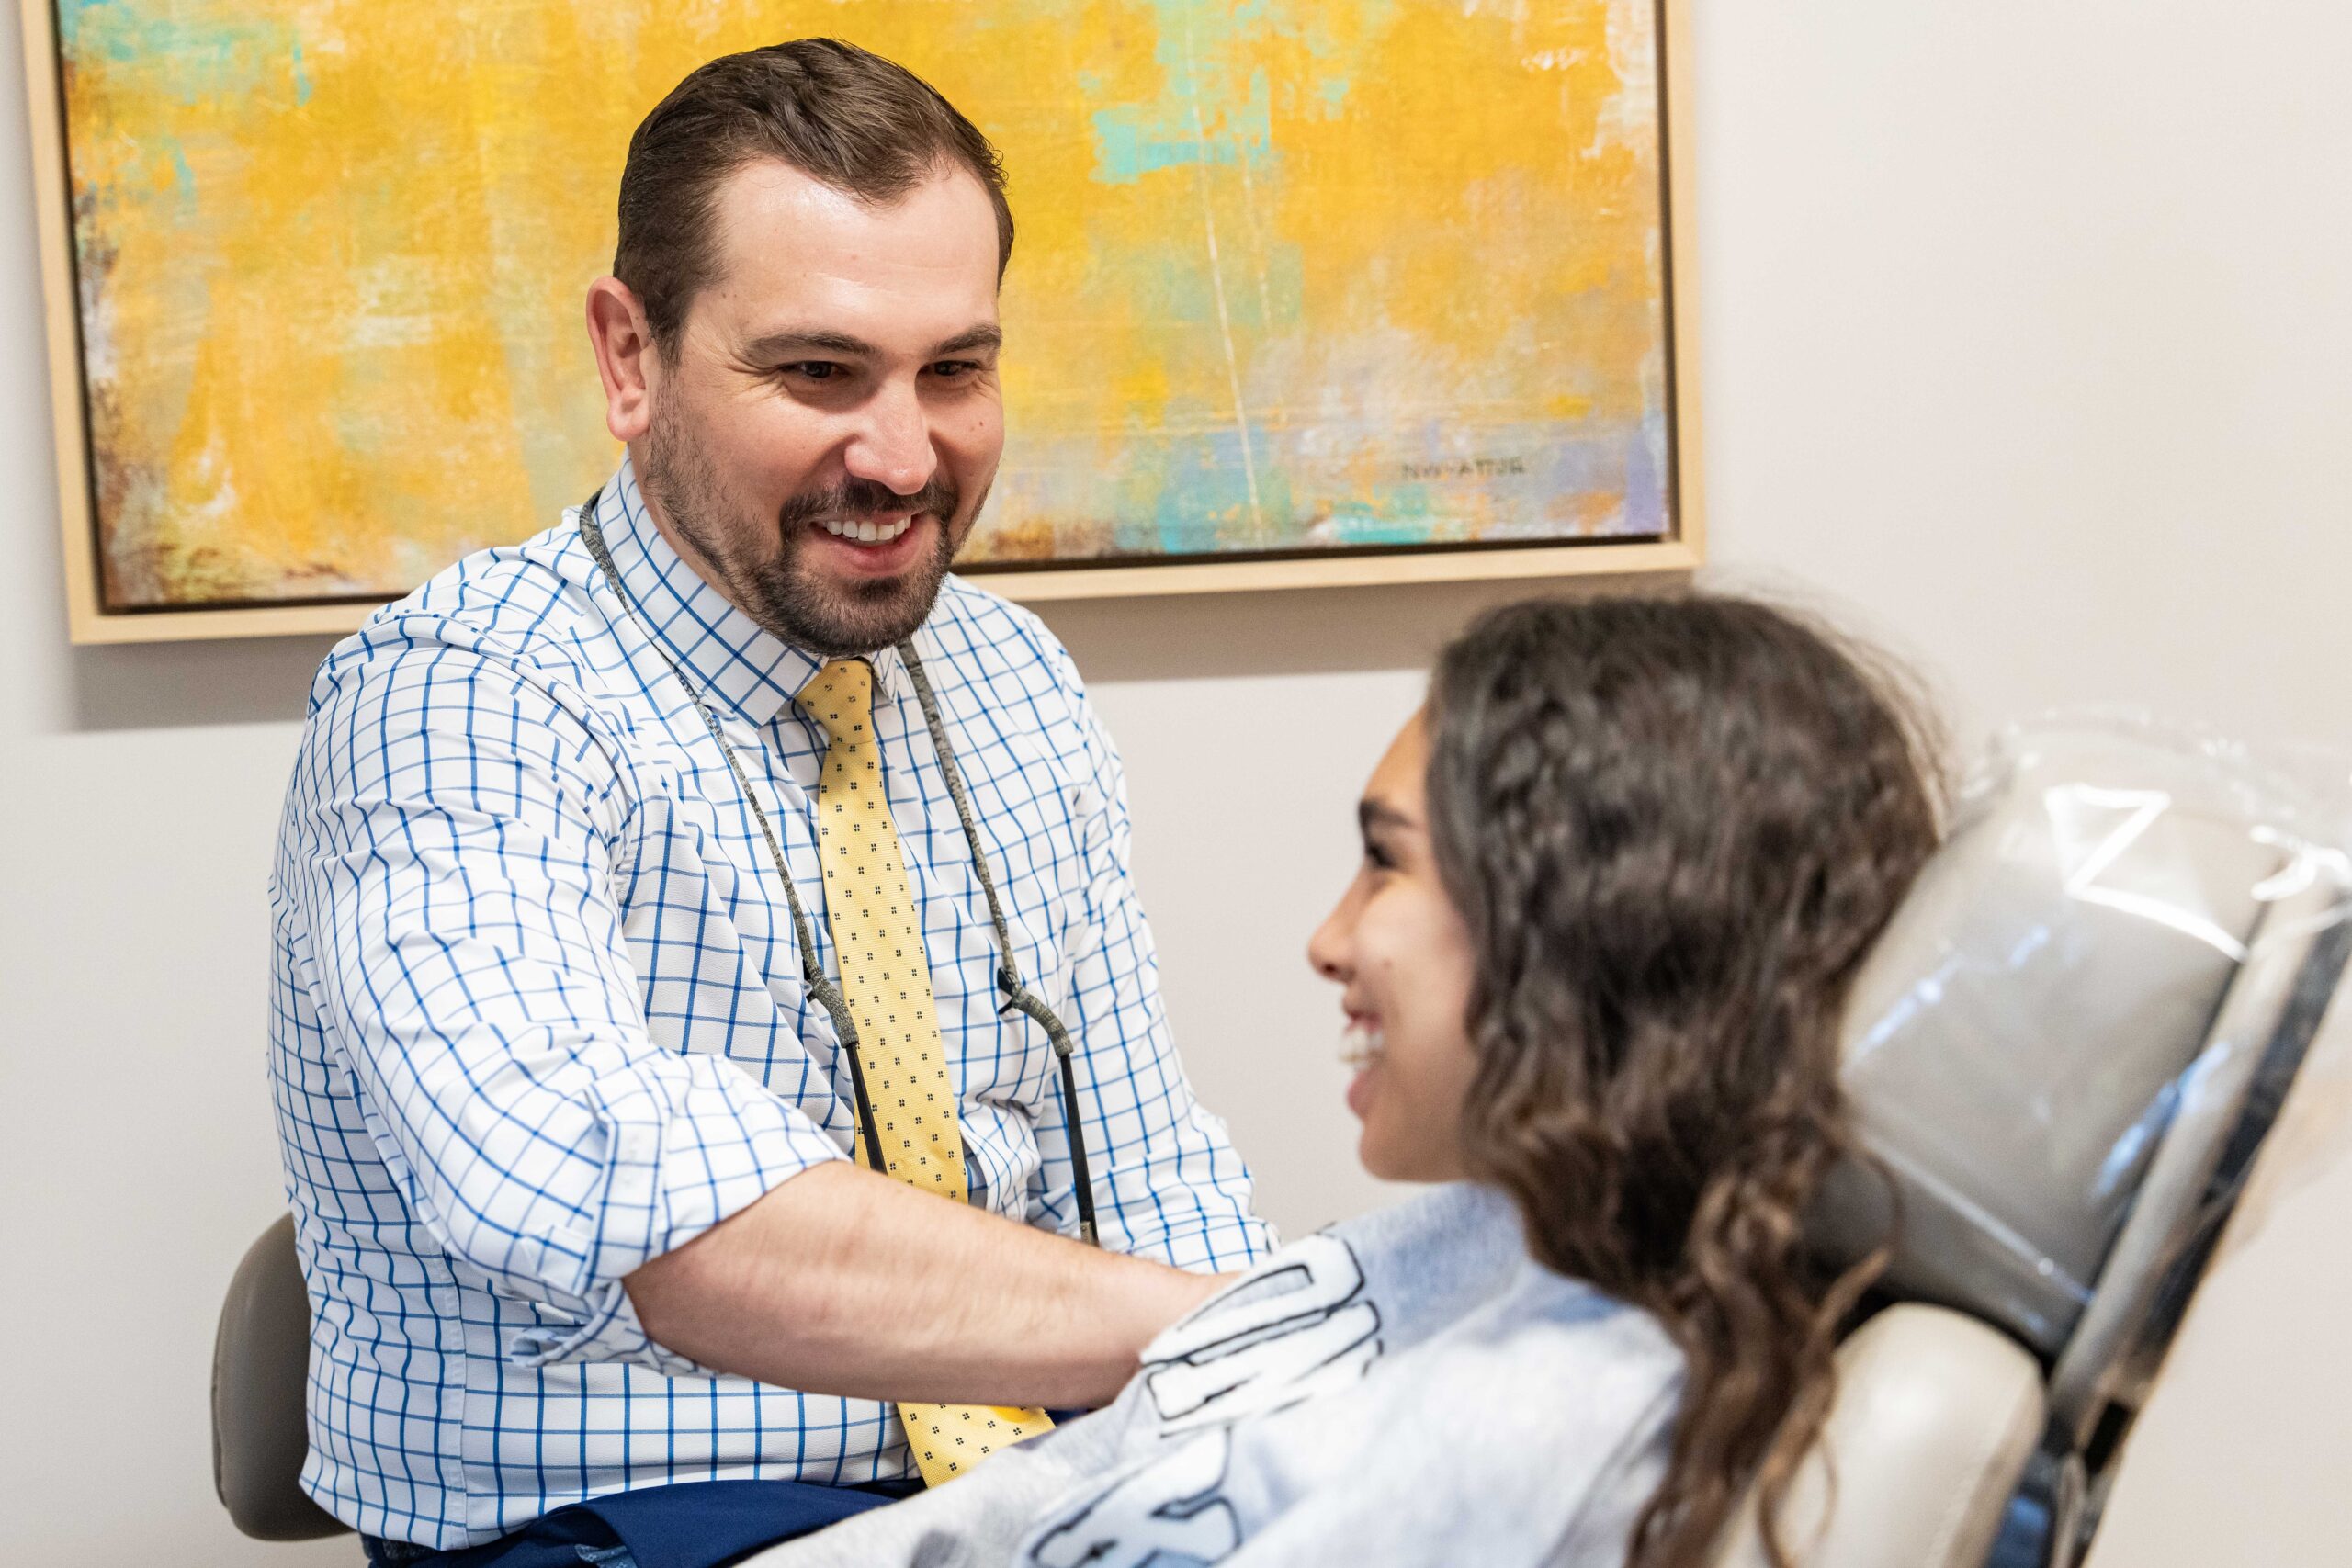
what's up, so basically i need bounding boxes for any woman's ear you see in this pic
[585,277,659,443]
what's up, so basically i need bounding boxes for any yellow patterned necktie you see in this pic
[797,658,1053,1485]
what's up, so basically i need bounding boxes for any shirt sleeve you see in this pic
[1032,648,1277,1273]
[283,622,846,1371]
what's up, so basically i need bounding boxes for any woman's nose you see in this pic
[1307,899,1352,983]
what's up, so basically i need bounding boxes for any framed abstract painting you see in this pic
[23,0,1701,642]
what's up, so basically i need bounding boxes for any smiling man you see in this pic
[269,40,1270,1568]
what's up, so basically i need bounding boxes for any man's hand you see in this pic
[625,1162,1227,1410]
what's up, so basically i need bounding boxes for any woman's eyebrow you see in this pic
[1358,798,1418,836]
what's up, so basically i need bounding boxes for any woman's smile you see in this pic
[1308,710,1481,1183]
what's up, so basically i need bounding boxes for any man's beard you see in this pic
[641,398,970,659]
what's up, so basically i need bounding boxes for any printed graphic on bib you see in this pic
[1024,1429,1239,1568]
[1018,1234,1383,1565]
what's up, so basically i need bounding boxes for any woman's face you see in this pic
[1308,708,1481,1183]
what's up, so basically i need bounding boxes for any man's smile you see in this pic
[815,512,917,544]
[801,508,938,578]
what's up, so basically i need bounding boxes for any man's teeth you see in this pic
[820,514,916,545]
[1340,1020,1386,1069]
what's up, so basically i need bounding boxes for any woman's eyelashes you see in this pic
[1357,799,1417,874]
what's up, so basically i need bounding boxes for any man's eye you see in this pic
[784,362,842,382]
[929,360,979,378]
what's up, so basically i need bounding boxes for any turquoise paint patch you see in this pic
[1324,496,1438,547]
[1102,425,1261,557]
[1149,427,1282,555]
[60,3,300,107]
[1089,88,1272,186]
[1089,0,1274,185]
[1091,107,1242,186]
[52,0,115,52]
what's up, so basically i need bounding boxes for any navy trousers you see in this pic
[361,1478,922,1568]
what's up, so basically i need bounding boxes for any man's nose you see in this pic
[843,379,937,499]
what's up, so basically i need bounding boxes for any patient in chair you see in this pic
[756,593,1943,1568]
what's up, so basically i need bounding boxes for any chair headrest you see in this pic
[1812,722,2347,1356]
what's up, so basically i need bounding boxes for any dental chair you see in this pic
[1712,723,2351,1568]
[214,724,2352,1566]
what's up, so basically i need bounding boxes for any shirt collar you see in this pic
[587,455,912,728]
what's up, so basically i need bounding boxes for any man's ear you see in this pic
[586,277,661,443]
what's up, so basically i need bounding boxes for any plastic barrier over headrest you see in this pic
[1812,717,2351,1357]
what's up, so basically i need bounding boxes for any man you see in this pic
[269,39,1271,1566]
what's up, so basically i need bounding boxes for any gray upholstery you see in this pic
[1815,733,2285,1353]
[212,1213,349,1541]
[1708,1303,2045,1568]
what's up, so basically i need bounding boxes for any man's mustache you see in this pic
[778,477,959,533]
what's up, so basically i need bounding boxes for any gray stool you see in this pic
[211,1213,349,1541]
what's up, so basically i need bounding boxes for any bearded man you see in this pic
[268,39,1270,1568]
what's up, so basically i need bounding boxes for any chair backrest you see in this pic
[1707,1302,2045,1568]
[2082,946,2352,1568]
[2041,875,2344,1447]
[212,1213,349,1541]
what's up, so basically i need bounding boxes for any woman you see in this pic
[758,593,1942,1568]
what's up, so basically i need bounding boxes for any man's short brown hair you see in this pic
[615,39,1014,357]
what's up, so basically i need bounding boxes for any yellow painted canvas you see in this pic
[48,0,1680,614]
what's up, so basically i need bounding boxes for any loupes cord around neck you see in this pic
[575,491,1100,1247]
[574,494,888,1169]
[898,638,1101,1246]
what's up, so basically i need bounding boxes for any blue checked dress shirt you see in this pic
[267,457,1273,1550]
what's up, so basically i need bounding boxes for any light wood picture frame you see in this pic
[25,0,1702,645]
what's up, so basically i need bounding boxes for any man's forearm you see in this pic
[624,1161,1223,1409]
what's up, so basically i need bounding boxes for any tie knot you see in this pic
[797,659,876,748]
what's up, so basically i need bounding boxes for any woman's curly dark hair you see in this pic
[1424,594,1942,1568]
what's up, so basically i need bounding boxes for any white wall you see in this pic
[5,1,2348,1561]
